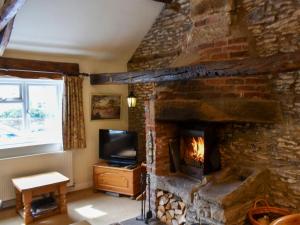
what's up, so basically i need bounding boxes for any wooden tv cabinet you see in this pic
[93,162,141,197]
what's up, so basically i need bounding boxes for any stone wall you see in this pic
[128,0,300,70]
[128,0,192,71]
[127,0,300,162]
[241,0,300,56]
[144,70,300,213]
[220,71,300,209]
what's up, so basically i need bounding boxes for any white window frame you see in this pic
[0,78,63,157]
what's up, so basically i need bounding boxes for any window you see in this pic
[0,78,63,149]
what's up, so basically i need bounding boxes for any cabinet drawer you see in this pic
[93,165,140,196]
[97,172,129,188]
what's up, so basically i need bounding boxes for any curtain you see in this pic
[63,76,86,150]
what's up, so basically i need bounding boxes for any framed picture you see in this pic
[90,94,121,120]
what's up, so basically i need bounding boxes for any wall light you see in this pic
[127,91,137,108]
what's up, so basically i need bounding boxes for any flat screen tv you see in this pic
[99,129,138,166]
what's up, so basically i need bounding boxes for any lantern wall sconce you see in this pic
[127,91,137,108]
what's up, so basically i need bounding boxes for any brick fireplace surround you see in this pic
[143,74,300,225]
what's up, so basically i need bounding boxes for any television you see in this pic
[99,129,138,166]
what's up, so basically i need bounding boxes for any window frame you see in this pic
[0,83,23,102]
[0,78,63,151]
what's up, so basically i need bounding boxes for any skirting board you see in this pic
[68,181,93,193]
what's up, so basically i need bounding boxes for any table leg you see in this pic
[15,188,22,214]
[58,184,67,213]
[22,191,33,224]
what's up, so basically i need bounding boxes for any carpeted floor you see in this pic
[0,189,140,225]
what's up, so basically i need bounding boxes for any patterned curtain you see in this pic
[63,76,86,150]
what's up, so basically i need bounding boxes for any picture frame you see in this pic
[90,94,121,120]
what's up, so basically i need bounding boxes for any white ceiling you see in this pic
[7,0,164,63]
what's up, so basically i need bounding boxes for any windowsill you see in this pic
[0,142,63,159]
[0,149,65,161]
[0,140,62,150]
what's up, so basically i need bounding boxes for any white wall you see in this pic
[3,50,129,191]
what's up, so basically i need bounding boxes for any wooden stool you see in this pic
[12,172,69,224]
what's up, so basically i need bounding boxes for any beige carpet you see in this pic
[0,189,140,225]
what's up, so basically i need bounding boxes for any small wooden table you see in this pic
[12,172,69,224]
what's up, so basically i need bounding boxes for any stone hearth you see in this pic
[150,167,269,225]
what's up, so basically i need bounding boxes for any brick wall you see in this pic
[128,83,155,162]
[145,71,300,210]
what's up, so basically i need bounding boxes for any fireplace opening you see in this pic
[181,130,205,168]
[169,124,221,179]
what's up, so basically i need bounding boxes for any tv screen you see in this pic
[99,129,138,165]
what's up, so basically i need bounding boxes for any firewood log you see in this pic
[166,219,172,225]
[167,193,173,199]
[168,209,175,218]
[165,202,171,210]
[169,198,176,203]
[157,190,164,198]
[158,205,165,213]
[161,215,167,223]
[171,202,179,209]
[178,201,185,210]
[166,211,172,221]
[157,210,164,219]
[159,196,169,205]
[174,209,183,215]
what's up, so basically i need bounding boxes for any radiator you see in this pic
[0,151,73,202]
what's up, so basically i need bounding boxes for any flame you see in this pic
[190,137,204,163]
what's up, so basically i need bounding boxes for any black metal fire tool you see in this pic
[145,174,152,224]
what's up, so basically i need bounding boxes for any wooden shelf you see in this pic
[18,207,59,220]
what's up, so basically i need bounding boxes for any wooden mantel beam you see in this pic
[90,51,300,85]
[0,0,26,31]
[155,99,283,123]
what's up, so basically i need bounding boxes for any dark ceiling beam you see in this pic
[0,57,80,75]
[0,0,26,31]
[90,51,300,85]
[0,68,62,79]
[0,17,14,55]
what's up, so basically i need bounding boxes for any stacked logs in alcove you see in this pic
[156,190,186,225]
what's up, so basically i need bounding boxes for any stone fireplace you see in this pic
[145,116,274,224]
[123,0,300,223]
[141,74,300,225]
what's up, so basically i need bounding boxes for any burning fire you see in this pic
[190,137,205,163]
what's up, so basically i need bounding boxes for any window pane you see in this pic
[0,84,21,100]
[28,85,60,134]
[0,103,23,145]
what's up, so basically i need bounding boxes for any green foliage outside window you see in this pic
[0,108,46,119]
